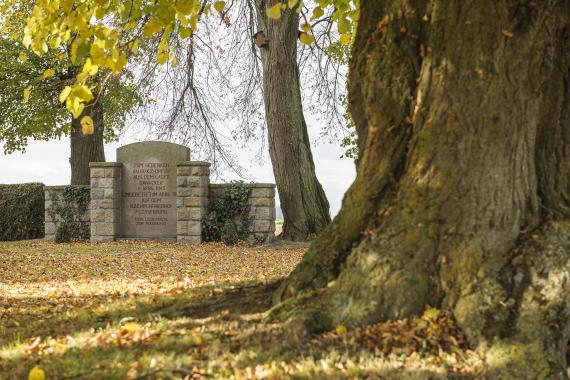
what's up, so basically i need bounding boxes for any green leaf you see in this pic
[311,6,324,20]
[338,18,351,34]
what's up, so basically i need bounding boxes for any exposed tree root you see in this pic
[271,221,570,378]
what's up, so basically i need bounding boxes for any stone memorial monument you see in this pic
[69,141,277,244]
[118,142,190,240]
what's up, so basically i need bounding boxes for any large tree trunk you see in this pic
[254,0,331,241]
[70,101,105,185]
[275,0,570,377]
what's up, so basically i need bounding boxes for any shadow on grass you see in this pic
[0,281,468,379]
[0,280,278,346]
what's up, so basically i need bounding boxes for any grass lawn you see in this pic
[0,240,484,379]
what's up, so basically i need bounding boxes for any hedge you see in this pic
[0,183,45,241]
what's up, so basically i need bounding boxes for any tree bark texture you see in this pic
[275,1,570,377]
[70,101,105,185]
[255,0,331,241]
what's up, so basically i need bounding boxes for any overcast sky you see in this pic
[0,125,356,218]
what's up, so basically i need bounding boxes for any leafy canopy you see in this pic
[0,36,141,152]
[12,0,358,118]
[0,0,143,151]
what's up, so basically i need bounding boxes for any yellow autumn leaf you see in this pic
[288,0,299,8]
[143,19,162,38]
[175,0,195,15]
[18,51,27,62]
[171,56,179,68]
[76,71,89,83]
[90,40,106,63]
[335,325,348,336]
[83,58,98,76]
[72,85,94,102]
[23,86,31,102]
[339,33,352,45]
[266,2,285,20]
[157,50,168,65]
[179,27,192,39]
[191,334,203,346]
[214,1,225,13]
[28,366,45,380]
[66,95,86,118]
[59,86,72,103]
[49,36,61,49]
[43,68,55,79]
[423,307,440,320]
[121,322,141,333]
[80,115,94,135]
[111,52,127,72]
[301,23,312,32]
[299,32,315,45]
[130,39,140,53]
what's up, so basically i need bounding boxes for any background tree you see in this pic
[253,1,330,240]
[129,1,348,240]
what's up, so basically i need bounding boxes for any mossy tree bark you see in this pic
[70,101,105,185]
[275,1,570,377]
[255,0,331,241]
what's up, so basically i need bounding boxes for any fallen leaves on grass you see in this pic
[0,240,306,344]
[0,241,486,379]
[317,307,482,376]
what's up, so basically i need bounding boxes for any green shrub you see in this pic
[55,220,72,243]
[202,181,252,245]
[221,220,239,246]
[48,186,90,243]
[0,183,45,241]
[202,211,222,242]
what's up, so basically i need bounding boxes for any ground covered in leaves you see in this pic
[1,241,485,379]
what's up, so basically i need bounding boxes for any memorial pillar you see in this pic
[90,162,122,243]
[176,161,210,243]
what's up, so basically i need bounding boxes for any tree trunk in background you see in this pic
[274,1,570,377]
[70,101,105,185]
[255,0,331,241]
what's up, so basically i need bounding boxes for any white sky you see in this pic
[0,127,356,218]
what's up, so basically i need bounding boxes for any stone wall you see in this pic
[89,163,122,243]
[46,176,276,244]
[209,183,276,243]
[44,186,90,241]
